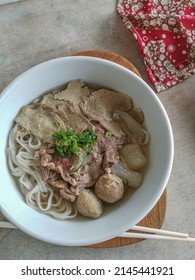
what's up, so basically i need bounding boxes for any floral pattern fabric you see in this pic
[117,0,195,92]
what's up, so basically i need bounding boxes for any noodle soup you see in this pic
[7,79,149,220]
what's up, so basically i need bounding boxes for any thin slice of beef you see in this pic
[53,80,90,106]
[80,89,132,137]
[41,94,92,134]
[15,103,67,142]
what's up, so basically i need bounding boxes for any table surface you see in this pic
[0,0,195,260]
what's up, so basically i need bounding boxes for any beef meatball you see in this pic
[76,190,103,219]
[95,173,124,203]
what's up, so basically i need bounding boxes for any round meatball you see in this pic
[76,190,103,219]
[95,173,124,203]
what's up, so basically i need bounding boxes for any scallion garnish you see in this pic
[105,130,112,138]
[52,128,97,158]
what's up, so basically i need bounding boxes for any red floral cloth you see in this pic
[117,0,195,92]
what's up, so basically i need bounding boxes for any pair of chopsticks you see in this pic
[1,221,195,242]
[118,225,195,242]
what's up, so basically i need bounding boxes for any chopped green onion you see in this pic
[52,128,97,158]
[105,130,112,138]
[55,121,61,128]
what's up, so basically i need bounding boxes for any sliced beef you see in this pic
[80,89,132,137]
[41,94,92,134]
[94,125,124,168]
[15,103,67,142]
[53,79,90,106]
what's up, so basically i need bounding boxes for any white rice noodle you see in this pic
[7,123,77,220]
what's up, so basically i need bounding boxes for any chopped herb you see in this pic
[55,121,61,128]
[105,130,112,138]
[52,128,97,158]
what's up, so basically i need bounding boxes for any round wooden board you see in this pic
[73,50,141,77]
[73,50,167,248]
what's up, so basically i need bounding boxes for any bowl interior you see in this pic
[0,56,174,246]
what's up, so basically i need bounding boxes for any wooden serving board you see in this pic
[73,50,166,248]
[73,50,141,77]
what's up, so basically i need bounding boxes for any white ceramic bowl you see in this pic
[0,56,174,246]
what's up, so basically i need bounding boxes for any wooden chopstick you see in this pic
[1,221,194,242]
[131,225,189,238]
[0,221,17,229]
[118,232,195,242]
[119,225,194,241]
